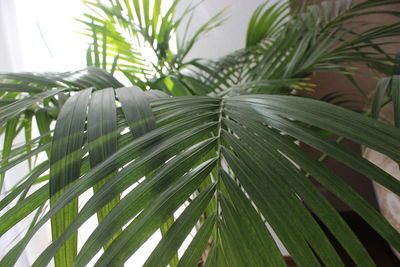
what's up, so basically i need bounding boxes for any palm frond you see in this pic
[1,83,400,266]
[1,1,400,266]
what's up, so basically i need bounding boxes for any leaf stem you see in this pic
[214,97,224,251]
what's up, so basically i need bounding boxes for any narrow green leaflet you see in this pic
[87,88,118,167]
[176,213,216,267]
[371,77,391,119]
[116,86,156,136]
[0,88,66,127]
[88,88,119,226]
[0,83,43,93]
[1,116,19,189]
[0,161,48,211]
[159,217,179,267]
[35,110,53,157]
[0,184,48,236]
[219,196,259,267]
[391,75,400,127]
[144,184,216,267]
[23,110,33,170]
[221,172,286,267]
[49,88,92,267]
[0,143,51,176]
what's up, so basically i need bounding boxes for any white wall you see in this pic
[176,0,267,60]
[12,0,88,72]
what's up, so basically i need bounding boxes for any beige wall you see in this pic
[294,0,400,210]
[307,0,400,109]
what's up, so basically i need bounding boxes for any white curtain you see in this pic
[0,0,31,265]
[0,1,86,266]
[0,0,23,71]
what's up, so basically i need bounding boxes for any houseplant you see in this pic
[0,0,399,266]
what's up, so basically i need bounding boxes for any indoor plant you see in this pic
[0,0,400,266]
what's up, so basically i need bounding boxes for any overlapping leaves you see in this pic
[1,0,400,266]
[1,85,400,266]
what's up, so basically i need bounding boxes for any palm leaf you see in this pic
[1,1,400,266]
[2,87,400,266]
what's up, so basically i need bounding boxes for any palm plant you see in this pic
[1,0,400,266]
